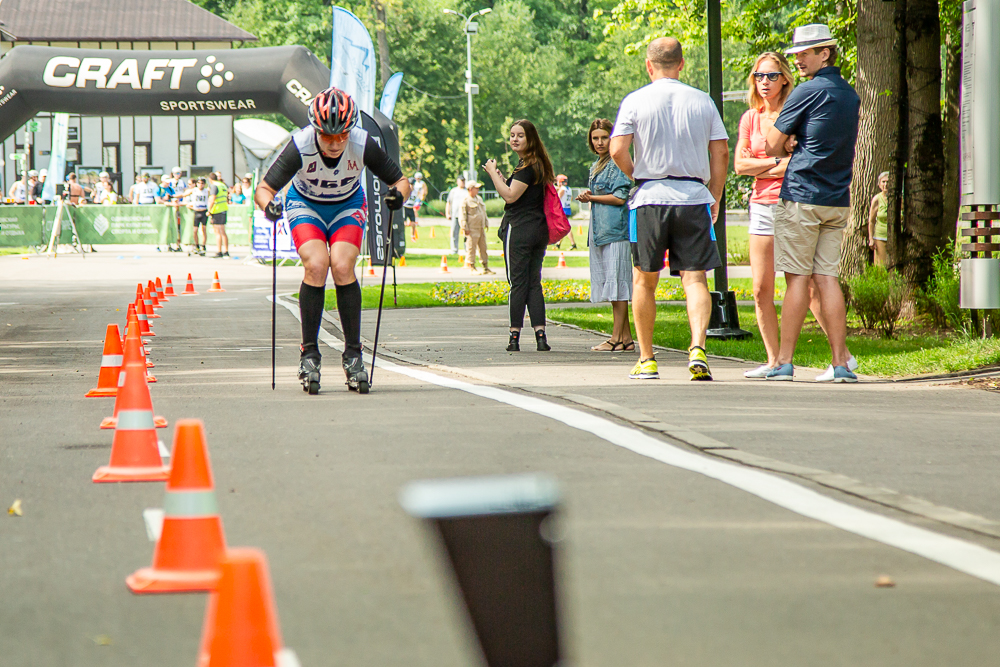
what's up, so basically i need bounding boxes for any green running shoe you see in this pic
[630,357,659,380]
[688,345,713,381]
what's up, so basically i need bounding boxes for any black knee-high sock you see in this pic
[336,281,362,349]
[299,282,325,350]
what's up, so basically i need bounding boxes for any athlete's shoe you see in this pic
[815,355,859,382]
[342,345,369,393]
[298,343,322,395]
[630,358,659,379]
[688,346,712,381]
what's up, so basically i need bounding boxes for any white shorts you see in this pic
[748,202,777,236]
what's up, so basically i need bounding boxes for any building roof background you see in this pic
[0,0,257,42]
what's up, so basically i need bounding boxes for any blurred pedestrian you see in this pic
[555,174,578,250]
[764,24,860,382]
[134,173,160,205]
[26,170,40,204]
[65,173,85,205]
[188,176,210,255]
[445,176,467,254]
[459,181,493,274]
[403,171,427,240]
[93,172,118,205]
[171,166,188,191]
[484,119,554,352]
[208,172,230,258]
[611,37,728,381]
[37,169,50,204]
[8,172,26,203]
[578,118,634,352]
[868,171,889,267]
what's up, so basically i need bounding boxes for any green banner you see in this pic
[0,206,44,246]
[0,204,254,246]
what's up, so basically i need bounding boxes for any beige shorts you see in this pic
[773,200,849,276]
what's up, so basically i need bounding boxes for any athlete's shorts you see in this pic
[562,205,572,217]
[630,204,721,276]
[192,210,208,227]
[285,185,366,250]
[404,207,416,223]
[211,211,227,226]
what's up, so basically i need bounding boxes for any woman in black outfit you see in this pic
[484,119,554,352]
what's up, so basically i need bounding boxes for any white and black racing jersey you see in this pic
[136,181,159,205]
[263,126,403,205]
[189,187,210,211]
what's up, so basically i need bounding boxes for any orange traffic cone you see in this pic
[399,255,406,267]
[164,275,178,297]
[125,304,154,365]
[148,281,163,309]
[124,315,156,381]
[197,548,294,667]
[155,277,169,302]
[557,252,567,269]
[366,258,376,276]
[208,272,226,293]
[127,419,226,593]
[102,322,164,428]
[439,255,449,273]
[182,273,199,296]
[577,225,583,235]
[85,324,124,397]
[135,296,156,337]
[430,226,436,238]
[92,359,170,483]
[144,285,161,318]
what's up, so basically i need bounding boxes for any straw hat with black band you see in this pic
[784,24,838,55]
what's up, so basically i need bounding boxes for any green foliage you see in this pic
[847,264,907,338]
[227,0,333,65]
[916,244,966,330]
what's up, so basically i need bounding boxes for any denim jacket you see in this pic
[588,160,631,246]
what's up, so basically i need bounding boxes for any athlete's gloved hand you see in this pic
[384,187,404,211]
[264,200,283,222]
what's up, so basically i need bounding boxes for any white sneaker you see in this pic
[816,355,858,382]
[744,364,774,379]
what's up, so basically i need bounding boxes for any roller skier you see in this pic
[254,87,409,394]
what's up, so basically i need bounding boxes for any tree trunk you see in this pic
[896,0,946,288]
[371,0,392,87]
[888,0,908,272]
[842,0,900,278]
[941,9,962,236]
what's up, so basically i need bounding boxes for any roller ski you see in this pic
[298,343,321,395]
[342,345,369,394]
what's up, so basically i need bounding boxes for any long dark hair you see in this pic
[511,119,555,186]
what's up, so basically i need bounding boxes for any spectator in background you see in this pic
[611,37,728,381]
[65,173,85,205]
[171,166,187,192]
[134,173,160,205]
[37,169,50,204]
[459,181,493,274]
[554,174,578,250]
[188,176,210,255]
[578,118,634,352]
[230,180,246,205]
[94,176,118,205]
[8,172,26,204]
[25,170,40,204]
[868,171,889,267]
[209,172,230,258]
[765,24,860,382]
[445,176,467,255]
[403,176,419,240]
[484,119,554,352]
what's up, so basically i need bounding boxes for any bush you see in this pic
[422,200,446,216]
[727,239,750,265]
[916,244,966,330]
[848,264,907,337]
[485,198,506,217]
[725,173,754,210]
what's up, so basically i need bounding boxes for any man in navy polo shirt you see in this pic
[764,24,860,383]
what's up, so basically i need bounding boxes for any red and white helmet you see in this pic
[308,87,359,135]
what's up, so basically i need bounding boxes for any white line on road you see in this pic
[273,294,1000,587]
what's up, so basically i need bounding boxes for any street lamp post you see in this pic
[444,7,491,182]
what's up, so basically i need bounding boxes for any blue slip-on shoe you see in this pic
[831,365,858,383]
[765,363,794,381]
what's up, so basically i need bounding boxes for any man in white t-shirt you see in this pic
[610,37,729,382]
[444,176,467,254]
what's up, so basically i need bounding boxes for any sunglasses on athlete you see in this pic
[317,130,351,141]
[753,72,783,82]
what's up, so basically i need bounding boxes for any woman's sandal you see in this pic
[621,341,636,351]
[591,340,623,352]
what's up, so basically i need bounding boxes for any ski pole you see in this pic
[369,208,395,387]
[271,217,277,391]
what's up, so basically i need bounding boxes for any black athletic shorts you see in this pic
[192,210,208,227]
[630,204,722,276]
[404,207,416,223]
[211,211,227,226]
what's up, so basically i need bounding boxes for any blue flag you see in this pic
[330,7,377,115]
[379,72,404,121]
[42,113,69,202]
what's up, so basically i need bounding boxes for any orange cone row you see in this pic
[83,271,295,666]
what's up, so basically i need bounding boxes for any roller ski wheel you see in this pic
[343,348,369,394]
[298,345,321,395]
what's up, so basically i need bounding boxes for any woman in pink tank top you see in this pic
[735,52,794,378]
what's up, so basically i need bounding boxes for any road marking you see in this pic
[273,295,1000,586]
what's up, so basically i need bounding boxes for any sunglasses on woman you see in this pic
[753,72,783,82]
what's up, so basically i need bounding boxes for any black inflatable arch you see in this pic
[0,44,400,260]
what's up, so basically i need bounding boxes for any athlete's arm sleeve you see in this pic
[262,141,303,192]
[363,137,404,185]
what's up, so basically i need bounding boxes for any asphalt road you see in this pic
[3,250,1000,667]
